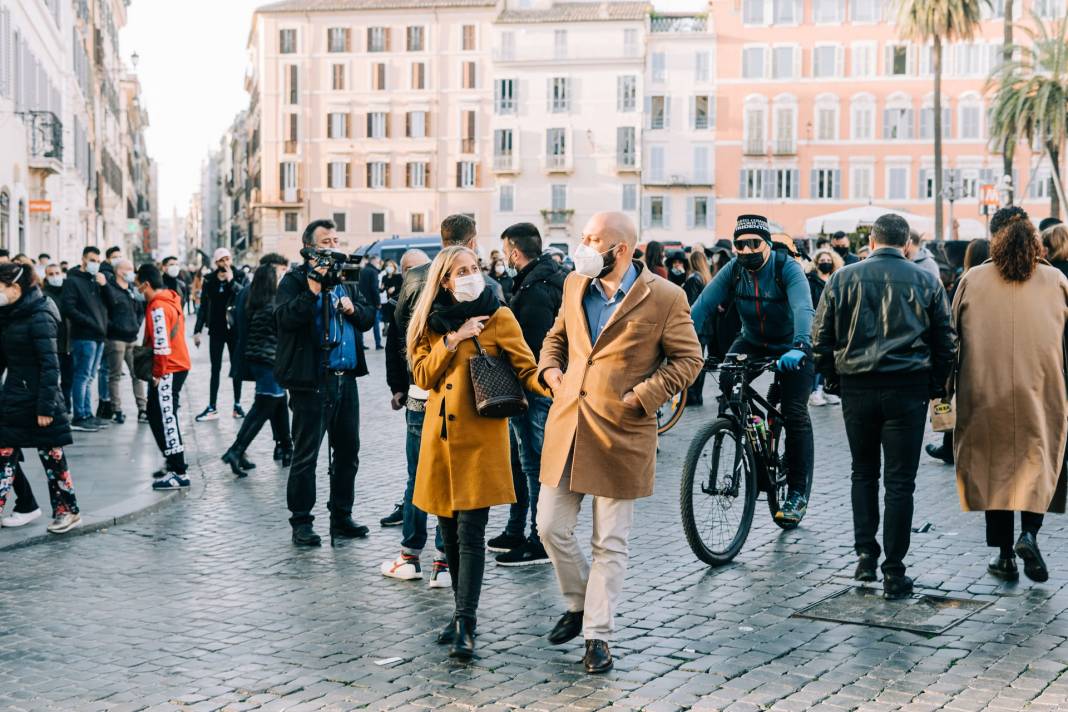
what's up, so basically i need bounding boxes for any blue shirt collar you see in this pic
[591,262,639,302]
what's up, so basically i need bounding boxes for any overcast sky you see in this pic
[121,0,705,218]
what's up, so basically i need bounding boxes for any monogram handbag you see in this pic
[468,337,528,418]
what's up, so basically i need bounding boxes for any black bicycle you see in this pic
[679,353,813,566]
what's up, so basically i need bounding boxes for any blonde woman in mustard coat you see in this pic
[407,245,549,661]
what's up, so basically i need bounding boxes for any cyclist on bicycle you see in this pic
[691,215,815,525]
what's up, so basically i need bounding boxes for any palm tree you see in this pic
[1002,0,1014,204]
[988,11,1068,218]
[895,0,987,242]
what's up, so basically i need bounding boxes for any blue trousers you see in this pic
[71,339,105,420]
[401,406,444,555]
[504,393,552,540]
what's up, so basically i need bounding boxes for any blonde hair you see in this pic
[812,247,844,274]
[406,246,478,356]
[1043,224,1068,262]
[689,250,713,285]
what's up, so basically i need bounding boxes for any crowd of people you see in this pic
[1,205,1067,673]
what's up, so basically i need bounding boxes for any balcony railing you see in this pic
[616,154,639,172]
[650,15,708,33]
[773,139,796,155]
[743,138,765,155]
[541,209,574,226]
[493,153,518,172]
[26,111,63,175]
[545,153,572,172]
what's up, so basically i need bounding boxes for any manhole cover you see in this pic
[792,586,992,635]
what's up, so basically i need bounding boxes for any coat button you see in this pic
[448,414,456,421]
[446,383,453,390]
[579,390,586,397]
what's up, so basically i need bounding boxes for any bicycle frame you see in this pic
[712,358,787,496]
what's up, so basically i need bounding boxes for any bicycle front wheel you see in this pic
[680,417,757,566]
[657,389,688,435]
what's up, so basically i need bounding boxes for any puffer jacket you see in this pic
[0,289,71,448]
[508,253,565,361]
[813,247,956,394]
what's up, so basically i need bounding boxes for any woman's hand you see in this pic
[37,415,53,427]
[454,316,489,342]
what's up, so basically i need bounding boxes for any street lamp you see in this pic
[942,169,962,240]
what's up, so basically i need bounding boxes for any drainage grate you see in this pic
[792,586,992,635]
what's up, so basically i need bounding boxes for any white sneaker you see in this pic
[809,389,827,407]
[824,392,841,406]
[428,559,452,589]
[47,512,81,534]
[381,554,422,580]
[1,508,42,527]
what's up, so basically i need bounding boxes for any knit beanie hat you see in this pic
[734,215,771,242]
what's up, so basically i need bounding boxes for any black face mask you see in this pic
[818,262,834,275]
[737,252,766,272]
[833,245,850,257]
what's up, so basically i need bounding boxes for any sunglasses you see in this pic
[733,238,764,251]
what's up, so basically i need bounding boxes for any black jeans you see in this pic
[439,507,490,623]
[986,511,1045,549]
[842,385,928,576]
[208,327,242,409]
[11,453,39,513]
[148,371,188,475]
[287,373,360,527]
[728,339,814,494]
[229,394,291,456]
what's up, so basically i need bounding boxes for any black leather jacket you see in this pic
[813,248,956,395]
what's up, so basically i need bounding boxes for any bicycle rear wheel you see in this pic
[657,389,687,435]
[680,418,757,566]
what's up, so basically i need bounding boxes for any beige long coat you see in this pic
[953,262,1068,514]
[538,263,704,500]
[410,307,549,517]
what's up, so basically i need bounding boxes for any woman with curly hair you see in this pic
[953,206,1068,584]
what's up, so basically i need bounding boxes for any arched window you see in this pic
[814,93,839,141]
[0,191,8,251]
[958,92,983,140]
[850,93,875,140]
[883,93,914,140]
[919,92,951,140]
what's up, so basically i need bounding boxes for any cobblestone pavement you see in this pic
[4,349,1068,711]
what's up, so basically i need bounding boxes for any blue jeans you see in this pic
[401,406,443,555]
[71,339,105,420]
[97,351,110,402]
[505,393,551,540]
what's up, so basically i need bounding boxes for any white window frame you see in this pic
[742,45,767,80]
[813,0,841,23]
[651,52,666,83]
[741,167,766,199]
[499,184,515,212]
[408,161,427,188]
[621,184,637,212]
[549,76,570,113]
[812,44,841,79]
[495,78,517,115]
[814,98,839,141]
[850,0,880,23]
[328,161,349,189]
[617,75,637,112]
[742,0,765,25]
[368,161,388,189]
[886,164,910,200]
[369,111,388,139]
[959,97,982,140]
[458,161,477,188]
[850,163,873,200]
[771,44,798,80]
[408,110,427,139]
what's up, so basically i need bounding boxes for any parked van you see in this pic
[353,236,442,266]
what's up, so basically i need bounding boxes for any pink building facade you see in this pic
[711,0,1067,238]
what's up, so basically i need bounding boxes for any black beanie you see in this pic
[734,215,771,242]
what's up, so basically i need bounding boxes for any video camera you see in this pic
[300,247,362,287]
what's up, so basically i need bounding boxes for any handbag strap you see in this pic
[470,336,488,357]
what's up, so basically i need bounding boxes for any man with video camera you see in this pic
[275,219,377,546]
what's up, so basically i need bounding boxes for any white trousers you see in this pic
[536,471,636,641]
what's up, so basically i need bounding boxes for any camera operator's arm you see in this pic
[341,283,376,332]
[275,269,318,331]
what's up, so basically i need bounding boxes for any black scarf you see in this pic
[428,287,499,335]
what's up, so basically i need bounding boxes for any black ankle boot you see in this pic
[273,443,284,461]
[280,447,293,467]
[221,449,247,477]
[449,618,476,659]
[239,454,256,470]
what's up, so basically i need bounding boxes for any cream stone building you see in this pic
[248,0,498,259]
[488,1,648,249]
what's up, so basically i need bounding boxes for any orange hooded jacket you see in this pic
[144,288,191,378]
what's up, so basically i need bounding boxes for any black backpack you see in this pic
[706,250,789,359]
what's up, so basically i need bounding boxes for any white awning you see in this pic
[803,206,935,235]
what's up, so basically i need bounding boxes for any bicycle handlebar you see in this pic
[704,354,781,375]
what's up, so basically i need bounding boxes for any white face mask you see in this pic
[0,292,9,307]
[451,272,485,303]
[165,265,181,278]
[572,242,616,279]
[494,265,505,275]
[110,257,122,266]
[386,265,395,275]
[46,275,64,288]
[121,271,136,285]
[85,261,100,275]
